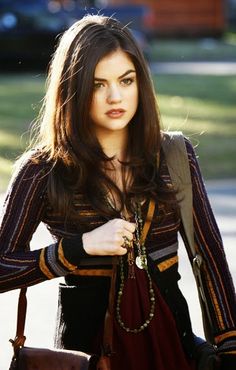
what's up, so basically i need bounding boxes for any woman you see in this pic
[0,15,236,370]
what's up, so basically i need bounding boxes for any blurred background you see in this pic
[0,0,236,191]
[1,0,236,68]
[0,1,236,369]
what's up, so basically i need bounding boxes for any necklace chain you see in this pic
[116,201,156,333]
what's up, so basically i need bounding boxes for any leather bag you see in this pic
[9,261,118,370]
[9,346,92,370]
[8,284,99,370]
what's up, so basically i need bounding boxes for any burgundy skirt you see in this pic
[110,267,196,370]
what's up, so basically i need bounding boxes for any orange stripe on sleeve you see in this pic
[157,256,178,272]
[215,331,236,344]
[193,209,234,328]
[39,249,54,279]
[58,240,77,271]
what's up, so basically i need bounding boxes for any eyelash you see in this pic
[121,77,134,86]
[94,77,135,89]
[94,82,104,89]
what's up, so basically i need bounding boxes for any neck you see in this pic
[96,128,128,161]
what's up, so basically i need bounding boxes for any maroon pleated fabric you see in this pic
[111,266,196,370]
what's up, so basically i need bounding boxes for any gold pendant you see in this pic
[135,256,147,269]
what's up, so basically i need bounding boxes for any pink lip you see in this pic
[106,109,126,118]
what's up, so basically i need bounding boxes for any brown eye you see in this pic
[121,78,134,86]
[94,82,104,90]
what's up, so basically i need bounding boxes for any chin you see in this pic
[98,120,131,132]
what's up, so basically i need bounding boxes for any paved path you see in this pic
[150,61,236,75]
[0,180,235,368]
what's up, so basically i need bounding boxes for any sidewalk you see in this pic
[0,180,236,369]
[150,61,236,75]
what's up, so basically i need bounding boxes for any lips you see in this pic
[106,109,125,118]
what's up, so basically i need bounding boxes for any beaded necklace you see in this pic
[116,201,156,333]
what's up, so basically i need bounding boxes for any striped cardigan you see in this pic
[0,138,236,358]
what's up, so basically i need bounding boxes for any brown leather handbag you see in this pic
[9,262,117,370]
[8,287,92,370]
[9,345,92,370]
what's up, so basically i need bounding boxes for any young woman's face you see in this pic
[89,48,139,136]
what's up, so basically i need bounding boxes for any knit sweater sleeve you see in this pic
[181,139,236,359]
[0,153,87,293]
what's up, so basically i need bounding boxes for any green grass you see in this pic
[149,35,236,62]
[154,74,236,178]
[0,73,236,192]
[0,73,45,192]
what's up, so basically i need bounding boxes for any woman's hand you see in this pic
[82,218,136,256]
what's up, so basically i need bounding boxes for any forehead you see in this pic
[94,49,135,77]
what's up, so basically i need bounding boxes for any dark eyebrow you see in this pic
[94,69,136,82]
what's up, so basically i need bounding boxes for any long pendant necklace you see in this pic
[116,201,156,333]
[134,202,148,270]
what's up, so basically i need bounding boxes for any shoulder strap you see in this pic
[9,288,27,354]
[161,131,195,257]
[162,131,214,343]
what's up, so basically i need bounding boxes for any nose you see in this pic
[107,85,122,104]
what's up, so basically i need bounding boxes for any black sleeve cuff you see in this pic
[61,235,90,266]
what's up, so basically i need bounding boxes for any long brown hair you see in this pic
[32,14,173,219]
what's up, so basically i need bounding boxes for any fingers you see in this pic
[117,235,133,256]
[110,219,135,236]
[83,218,136,257]
[117,246,128,256]
[110,219,136,249]
[122,230,134,242]
[123,220,136,233]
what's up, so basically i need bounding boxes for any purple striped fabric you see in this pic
[0,139,235,355]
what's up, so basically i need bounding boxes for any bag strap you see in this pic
[161,131,214,342]
[9,288,27,353]
[161,131,195,256]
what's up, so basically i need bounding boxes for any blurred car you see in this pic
[0,0,75,70]
[0,0,152,71]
